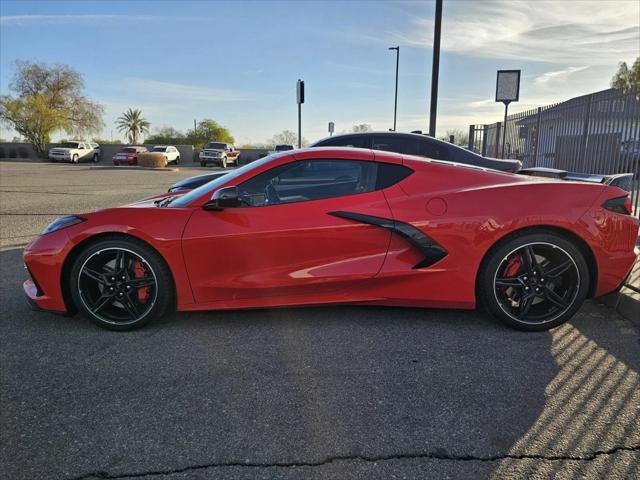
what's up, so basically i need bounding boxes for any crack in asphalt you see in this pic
[67,445,640,479]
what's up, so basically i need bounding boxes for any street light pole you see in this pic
[389,46,399,131]
[428,0,443,137]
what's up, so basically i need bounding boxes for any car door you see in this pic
[228,145,239,162]
[77,143,88,160]
[181,155,394,304]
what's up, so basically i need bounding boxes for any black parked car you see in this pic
[310,132,521,172]
[167,171,231,193]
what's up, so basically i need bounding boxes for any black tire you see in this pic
[222,156,227,168]
[175,156,180,164]
[69,237,174,331]
[200,161,207,167]
[92,154,99,163]
[72,154,79,163]
[478,231,589,331]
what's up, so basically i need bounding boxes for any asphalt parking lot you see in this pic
[0,160,639,480]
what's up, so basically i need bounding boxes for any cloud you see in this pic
[119,77,255,103]
[392,0,639,65]
[535,66,589,85]
[0,14,159,26]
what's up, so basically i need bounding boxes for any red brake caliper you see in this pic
[134,260,150,303]
[501,254,522,291]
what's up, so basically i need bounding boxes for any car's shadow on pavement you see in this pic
[1,246,638,479]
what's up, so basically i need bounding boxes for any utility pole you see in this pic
[389,46,400,131]
[428,0,443,137]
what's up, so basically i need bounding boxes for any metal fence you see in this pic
[468,89,640,216]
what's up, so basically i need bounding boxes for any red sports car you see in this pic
[23,148,638,331]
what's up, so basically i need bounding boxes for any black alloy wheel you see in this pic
[479,233,589,331]
[70,238,173,330]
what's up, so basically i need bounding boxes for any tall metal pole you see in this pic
[389,46,399,131]
[428,0,443,137]
[298,103,302,148]
[501,102,509,159]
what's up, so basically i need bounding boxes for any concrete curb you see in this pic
[89,165,180,172]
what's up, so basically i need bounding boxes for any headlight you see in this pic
[42,215,86,235]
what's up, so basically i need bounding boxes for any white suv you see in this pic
[48,141,100,163]
[151,145,180,165]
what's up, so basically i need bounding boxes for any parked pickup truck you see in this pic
[199,142,240,168]
[49,141,100,163]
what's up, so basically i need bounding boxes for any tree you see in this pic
[268,130,307,147]
[115,108,150,144]
[0,60,104,157]
[144,127,187,145]
[439,128,469,147]
[611,57,640,100]
[187,119,234,147]
[352,124,372,133]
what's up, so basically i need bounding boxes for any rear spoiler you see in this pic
[519,167,634,192]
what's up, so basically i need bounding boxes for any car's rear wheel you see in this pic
[92,154,99,163]
[69,237,174,331]
[175,156,180,164]
[478,232,589,331]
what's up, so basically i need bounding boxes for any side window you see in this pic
[375,164,413,190]
[372,136,418,155]
[417,139,450,160]
[78,144,85,150]
[238,160,378,207]
[317,136,369,148]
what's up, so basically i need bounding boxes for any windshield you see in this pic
[169,154,278,207]
[206,143,227,150]
[152,146,167,152]
[60,142,79,148]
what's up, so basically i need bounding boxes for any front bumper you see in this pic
[200,156,223,163]
[113,158,135,165]
[23,230,74,313]
[23,279,68,314]
[49,154,70,161]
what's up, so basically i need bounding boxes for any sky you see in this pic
[0,0,639,145]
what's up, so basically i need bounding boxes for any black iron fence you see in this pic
[468,89,640,216]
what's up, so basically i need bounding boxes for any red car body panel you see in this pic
[23,148,639,316]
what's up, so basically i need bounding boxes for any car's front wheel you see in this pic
[72,154,79,163]
[478,231,589,331]
[69,237,174,331]
[221,156,228,168]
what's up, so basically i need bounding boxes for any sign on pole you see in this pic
[328,121,334,136]
[296,79,304,148]
[495,69,520,158]
[496,70,520,103]
[296,79,305,105]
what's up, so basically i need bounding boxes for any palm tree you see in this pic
[115,108,150,145]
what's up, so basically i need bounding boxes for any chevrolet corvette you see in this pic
[24,148,638,331]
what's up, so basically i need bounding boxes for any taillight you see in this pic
[602,196,632,215]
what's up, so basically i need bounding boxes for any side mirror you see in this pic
[203,186,240,211]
